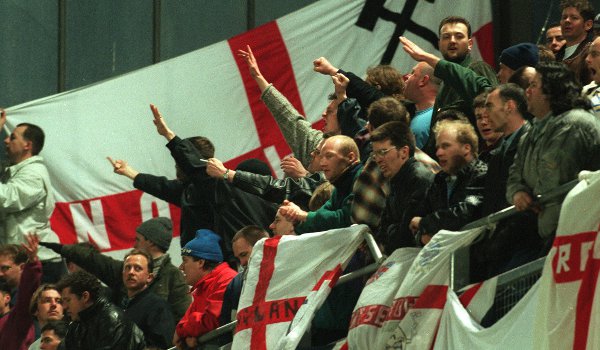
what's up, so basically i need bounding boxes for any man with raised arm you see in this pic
[238,46,340,168]
[108,104,216,247]
[0,234,43,350]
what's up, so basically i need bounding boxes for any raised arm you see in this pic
[313,57,339,76]
[238,45,270,92]
[107,157,139,180]
[399,36,441,68]
[151,104,176,141]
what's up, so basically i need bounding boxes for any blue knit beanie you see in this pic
[499,43,539,71]
[181,229,223,262]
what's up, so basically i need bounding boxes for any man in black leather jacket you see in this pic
[371,121,434,254]
[410,119,487,245]
[56,271,145,350]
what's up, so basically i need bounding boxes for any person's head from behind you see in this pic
[319,135,359,181]
[269,208,297,237]
[176,136,214,181]
[370,121,415,179]
[180,229,223,286]
[308,182,334,211]
[56,271,101,321]
[546,22,566,54]
[433,119,478,175]
[40,320,68,350]
[122,249,154,297]
[366,97,409,132]
[365,65,405,100]
[560,0,594,44]
[0,277,11,316]
[30,284,63,327]
[134,217,173,255]
[4,123,45,165]
[508,66,537,90]
[0,244,28,289]
[497,43,539,84]
[231,226,270,267]
[438,16,472,62]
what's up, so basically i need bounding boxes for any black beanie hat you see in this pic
[499,43,539,71]
[136,217,173,252]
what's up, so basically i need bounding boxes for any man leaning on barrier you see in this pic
[175,229,236,350]
[370,121,433,254]
[507,61,600,251]
[410,118,487,245]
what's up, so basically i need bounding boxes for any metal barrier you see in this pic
[172,179,579,349]
[450,179,578,291]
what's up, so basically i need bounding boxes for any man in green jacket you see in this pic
[400,16,497,157]
[278,135,362,234]
[40,217,191,323]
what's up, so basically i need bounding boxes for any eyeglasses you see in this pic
[371,147,397,159]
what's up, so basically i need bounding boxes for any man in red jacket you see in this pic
[174,229,237,349]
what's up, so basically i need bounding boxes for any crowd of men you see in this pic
[2,0,600,348]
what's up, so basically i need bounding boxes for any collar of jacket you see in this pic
[190,262,230,295]
[6,155,44,174]
[77,297,109,322]
[330,161,362,190]
[437,158,484,182]
[390,157,418,185]
[556,32,594,61]
[457,53,473,68]
[124,285,152,308]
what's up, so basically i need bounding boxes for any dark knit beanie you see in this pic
[236,158,272,176]
[499,43,539,71]
[181,229,223,262]
[136,217,173,252]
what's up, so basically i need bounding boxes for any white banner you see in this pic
[231,225,365,350]
[1,0,493,256]
[430,170,600,349]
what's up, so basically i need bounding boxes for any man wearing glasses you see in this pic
[370,121,434,254]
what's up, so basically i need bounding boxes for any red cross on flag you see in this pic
[232,225,366,350]
[2,0,493,259]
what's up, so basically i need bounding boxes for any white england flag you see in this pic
[533,170,600,350]
[382,226,485,349]
[232,225,365,350]
[426,170,600,349]
[346,247,420,349]
[2,0,493,259]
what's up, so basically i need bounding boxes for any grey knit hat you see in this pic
[136,217,173,252]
